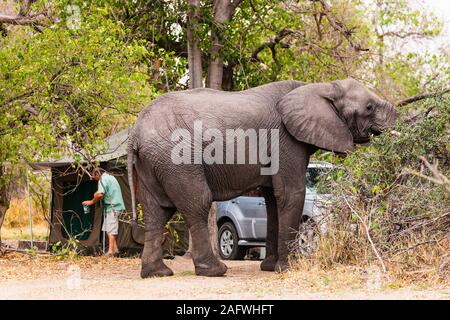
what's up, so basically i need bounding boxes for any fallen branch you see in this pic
[390,211,449,240]
[389,237,445,255]
[0,243,50,256]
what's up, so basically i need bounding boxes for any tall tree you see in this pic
[187,0,203,88]
[205,0,243,89]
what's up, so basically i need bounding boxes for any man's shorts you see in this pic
[102,210,122,235]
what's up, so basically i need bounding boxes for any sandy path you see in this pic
[0,254,448,299]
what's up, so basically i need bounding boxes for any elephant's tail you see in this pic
[127,129,138,228]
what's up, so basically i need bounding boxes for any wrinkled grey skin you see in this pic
[127,78,397,278]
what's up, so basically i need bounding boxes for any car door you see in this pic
[303,187,315,219]
[235,195,267,240]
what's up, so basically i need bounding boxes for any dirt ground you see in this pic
[0,252,448,300]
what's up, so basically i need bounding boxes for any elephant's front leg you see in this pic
[274,187,306,272]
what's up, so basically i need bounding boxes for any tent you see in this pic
[30,129,188,256]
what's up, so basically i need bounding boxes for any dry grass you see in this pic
[0,251,141,282]
[284,262,368,291]
[1,224,48,240]
[1,251,447,300]
[386,239,449,287]
[2,198,49,240]
[286,257,449,292]
[289,216,449,288]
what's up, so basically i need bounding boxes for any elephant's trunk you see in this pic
[373,101,398,133]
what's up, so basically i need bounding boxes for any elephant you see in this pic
[127,78,397,278]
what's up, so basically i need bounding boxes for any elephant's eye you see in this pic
[366,104,373,111]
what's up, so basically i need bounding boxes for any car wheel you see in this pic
[218,222,247,260]
[296,218,320,257]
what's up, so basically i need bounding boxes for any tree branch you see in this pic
[396,87,450,107]
[18,0,33,16]
[0,12,48,26]
[380,31,431,39]
[230,0,244,11]
[310,0,369,52]
[343,196,388,274]
[250,28,295,63]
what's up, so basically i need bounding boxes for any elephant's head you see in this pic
[277,78,398,153]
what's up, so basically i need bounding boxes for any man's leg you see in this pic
[107,211,120,255]
[107,233,117,254]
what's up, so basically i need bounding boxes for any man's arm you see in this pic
[82,192,103,206]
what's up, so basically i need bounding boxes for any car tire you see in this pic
[218,222,247,260]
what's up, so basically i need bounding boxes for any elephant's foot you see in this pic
[195,260,228,277]
[141,261,174,278]
[274,260,290,273]
[260,255,278,271]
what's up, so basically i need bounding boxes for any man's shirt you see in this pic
[98,172,126,214]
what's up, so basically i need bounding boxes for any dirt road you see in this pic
[0,253,448,299]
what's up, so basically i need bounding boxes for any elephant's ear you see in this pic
[276,82,354,154]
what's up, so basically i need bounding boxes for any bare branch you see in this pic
[0,12,48,26]
[250,28,295,65]
[405,157,450,193]
[18,0,33,16]
[230,0,244,10]
[397,87,450,107]
[310,0,369,52]
[380,31,431,39]
[343,196,388,274]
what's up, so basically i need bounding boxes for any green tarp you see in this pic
[62,180,97,241]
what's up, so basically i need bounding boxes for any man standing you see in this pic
[83,167,125,257]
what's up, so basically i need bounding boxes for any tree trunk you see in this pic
[184,0,204,259]
[0,204,5,255]
[206,0,241,90]
[222,64,234,91]
[0,166,11,256]
[208,202,219,258]
[187,0,203,89]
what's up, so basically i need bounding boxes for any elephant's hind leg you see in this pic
[168,178,227,277]
[186,221,228,276]
[140,201,176,278]
[260,187,279,271]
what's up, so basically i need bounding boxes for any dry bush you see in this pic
[4,198,47,228]
[1,167,50,241]
[2,198,49,240]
